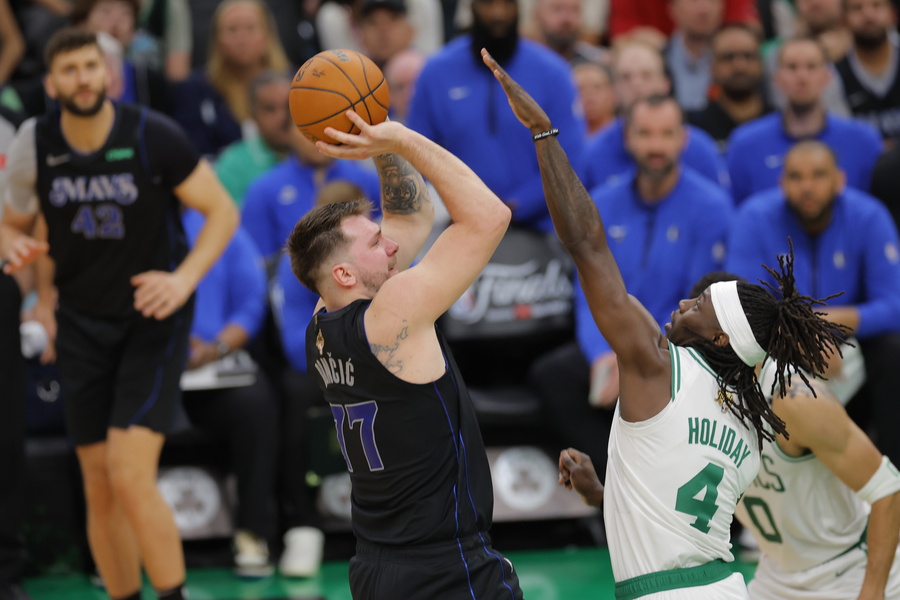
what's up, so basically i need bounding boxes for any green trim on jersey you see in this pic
[669,342,682,400]
[770,439,817,463]
[685,347,718,379]
[614,559,733,599]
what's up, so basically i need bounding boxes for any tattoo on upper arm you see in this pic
[375,153,426,215]
[369,323,409,374]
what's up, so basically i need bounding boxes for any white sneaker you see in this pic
[279,527,324,578]
[233,529,274,578]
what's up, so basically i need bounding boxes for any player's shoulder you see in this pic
[737,187,784,216]
[826,113,881,144]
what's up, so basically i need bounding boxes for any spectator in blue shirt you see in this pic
[530,95,734,474]
[727,37,882,204]
[726,141,900,466]
[241,129,381,265]
[179,209,278,577]
[406,0,585,232]
[580,42,729,192]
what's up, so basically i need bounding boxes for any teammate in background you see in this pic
[484,48,848,599]
[0,28,238,600]
[737,360,900,599]
[285,111,522,599]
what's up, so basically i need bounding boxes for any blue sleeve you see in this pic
[573,273,612,363]
[273,255,319,372]
[223,227,268,339]
[856,125,883,192]
[241,177,279,259]
[855,206,900,337]
[687,195,734,286]
[405,64,440,144]
[684,128,729,191]
[724,203,769,278]
[726,138,752,204]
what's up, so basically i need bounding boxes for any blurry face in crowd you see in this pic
[613,44,670,109]
[845,0,895,49]
[471,0,519,64]
[795,0,843,34]
[711,27,763,100]
[360,8,414,67]
[384,49,426,121]
[216,1,270,69]
[84,0,136,48]
[775,40,831,111]
[252,79,293,154]
[625,100,686,183]
[573,62,616,131]
[669,0,724,40]
[45,44,110,117]
[291,127,333,167]
[781,146,844,233]
[534,0,582,53]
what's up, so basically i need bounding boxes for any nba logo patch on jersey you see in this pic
[316,329,325,355]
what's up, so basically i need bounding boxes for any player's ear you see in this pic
[713,331,729,348]
[332,263,355,288]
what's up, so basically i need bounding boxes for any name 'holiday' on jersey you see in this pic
[306,299,493,546]
[605,343,760,583]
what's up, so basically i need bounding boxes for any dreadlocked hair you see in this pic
[689,242,851,450]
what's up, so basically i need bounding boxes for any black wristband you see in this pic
[532,128,559,141]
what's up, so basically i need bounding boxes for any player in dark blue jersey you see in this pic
[0,29,238,600]
[285,111,523,600]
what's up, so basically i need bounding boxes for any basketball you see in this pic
[289,49,391,145]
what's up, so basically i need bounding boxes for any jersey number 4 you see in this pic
[675,462,725,534]
[330,401,384,473]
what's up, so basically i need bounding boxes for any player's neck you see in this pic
[781,103,826,139]
[60,101,115,154]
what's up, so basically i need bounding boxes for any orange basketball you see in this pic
[289,49,391,145]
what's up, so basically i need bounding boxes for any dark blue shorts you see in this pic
[349,533,524,600]
[55,301,192,446]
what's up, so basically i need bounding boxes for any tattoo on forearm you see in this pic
[369,323,409,374]
[375,153,427,215]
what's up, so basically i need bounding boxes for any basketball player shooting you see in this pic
[284,110,525,599]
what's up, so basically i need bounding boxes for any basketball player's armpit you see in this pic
[374,152,430,215]
[369,324,409,374]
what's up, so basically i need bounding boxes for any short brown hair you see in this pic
[286,199,374,295]
[44,28,101,69]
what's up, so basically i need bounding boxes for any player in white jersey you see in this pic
[483,50,851,599]
[734,359,900,600]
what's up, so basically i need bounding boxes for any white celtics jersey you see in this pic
[605,343,760,582]
[734,360,870,574]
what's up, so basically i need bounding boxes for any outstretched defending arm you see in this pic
[482,49,669,419]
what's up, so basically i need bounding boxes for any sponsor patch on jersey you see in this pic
[105,147,134,162]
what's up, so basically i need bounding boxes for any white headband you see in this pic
[709,281,767,367]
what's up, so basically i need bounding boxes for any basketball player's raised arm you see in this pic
[318,112,511,326]
[372,150,433,271]
[482,50,664,376]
